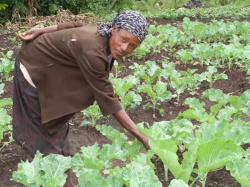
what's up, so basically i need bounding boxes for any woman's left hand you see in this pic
[18,28,42,41]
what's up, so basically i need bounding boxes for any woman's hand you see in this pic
[18,28,42,41]
[140,135,150,150]
[113,109,159,162]
[113,109,152,150]
[18,25,58,41]
[139,136,159,161]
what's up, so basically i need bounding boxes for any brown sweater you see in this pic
[19,22,122,124]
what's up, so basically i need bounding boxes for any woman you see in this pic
[13,10,150,186]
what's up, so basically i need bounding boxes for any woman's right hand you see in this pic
[18,27,42,41]
[140,135,151,151]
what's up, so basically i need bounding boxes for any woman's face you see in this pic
[109,25,140,60]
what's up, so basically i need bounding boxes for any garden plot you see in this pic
[0,15,250,187]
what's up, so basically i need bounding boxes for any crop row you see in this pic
[134,18,250,76]
[1,12,250,187]
[13,88,250,186]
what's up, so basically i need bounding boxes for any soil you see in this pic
[0,16,249,187]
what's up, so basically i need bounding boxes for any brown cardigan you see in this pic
[19,22,122,124]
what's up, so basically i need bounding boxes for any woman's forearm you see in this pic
[39,25,58,33]
[113,109,150,150]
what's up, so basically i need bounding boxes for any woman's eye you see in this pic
[130,44,136,49]
[121,37,126,42]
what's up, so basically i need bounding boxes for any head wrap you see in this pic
[97,10,148,42]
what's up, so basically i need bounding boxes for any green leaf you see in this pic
[40,154,71,187]
[196,119,228,143]
[240,89,250,107]
[131,151,155,168]
[0,98,12,108]
[153,81,172,101]
[150,139,191,183]
[202,88,228,104]
[179,98,215,122]
[197,138,243,174]
[223,120,250,145]
[226,148,250,186]
[80,120,91,126]
[171,119,195,145]
[214,73,228,81]
[79,143,103,170]
[126,139,145,159]
[123,160,162,187]
[12,151,71,187]
[217,106,238,120]
[99,140,127,163]
[137,122,171,139]
[105,171,125,187]
[96,125,127,142]
[240,89,250,117]
[0,108,12,126]
[228,95,243,110]
[138,84,152,95]
[6,50,13,58]
[111,75,142,110]
[168,179,189,187]
[12,151,44,186]
[123,91,142,109]
[210,103,223,115]
[77,168,107,187]
[71,153,85,173]
[0,83,4,95]
[81,102,102,126]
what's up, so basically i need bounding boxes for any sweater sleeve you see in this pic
[57,21,84,31]
[76,49,122,116]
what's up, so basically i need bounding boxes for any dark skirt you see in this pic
[12,56,73,157]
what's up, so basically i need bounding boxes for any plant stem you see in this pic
[0,141,10,151]
[163,164,169,181]
[189,175,199,187]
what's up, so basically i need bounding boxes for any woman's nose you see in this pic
[121,43,128,53]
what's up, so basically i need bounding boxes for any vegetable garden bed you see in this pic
[1,12,250,187]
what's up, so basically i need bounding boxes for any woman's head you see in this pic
[111,11,148,43]
[97,10,148,59]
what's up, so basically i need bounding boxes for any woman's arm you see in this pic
[18,25,57,41]
[113,109,150,150]
[18,21,84,41]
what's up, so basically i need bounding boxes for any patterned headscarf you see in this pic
[97,10,148,42]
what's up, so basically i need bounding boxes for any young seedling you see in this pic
[113,60,125,78]
[138,81,172,117]
[177,49,193,66]
[199,66,228,87]
[81,102,103,127]
[111,75,142,110]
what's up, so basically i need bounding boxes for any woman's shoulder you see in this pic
[75,24,108,48]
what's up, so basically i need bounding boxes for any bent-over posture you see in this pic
[13,11,150,187]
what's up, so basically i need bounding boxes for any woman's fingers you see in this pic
[18,31,27,40]
[18,31,34,41]
[18,28,42,41]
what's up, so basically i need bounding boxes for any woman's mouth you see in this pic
[116,49,123,57]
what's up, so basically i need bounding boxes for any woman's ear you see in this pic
[111,25,117,35]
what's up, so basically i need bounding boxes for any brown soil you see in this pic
[0,16,249,187]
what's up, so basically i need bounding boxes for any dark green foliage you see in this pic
[0,0,27,24]
[0,0,246,25]
[0,0,136,24]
